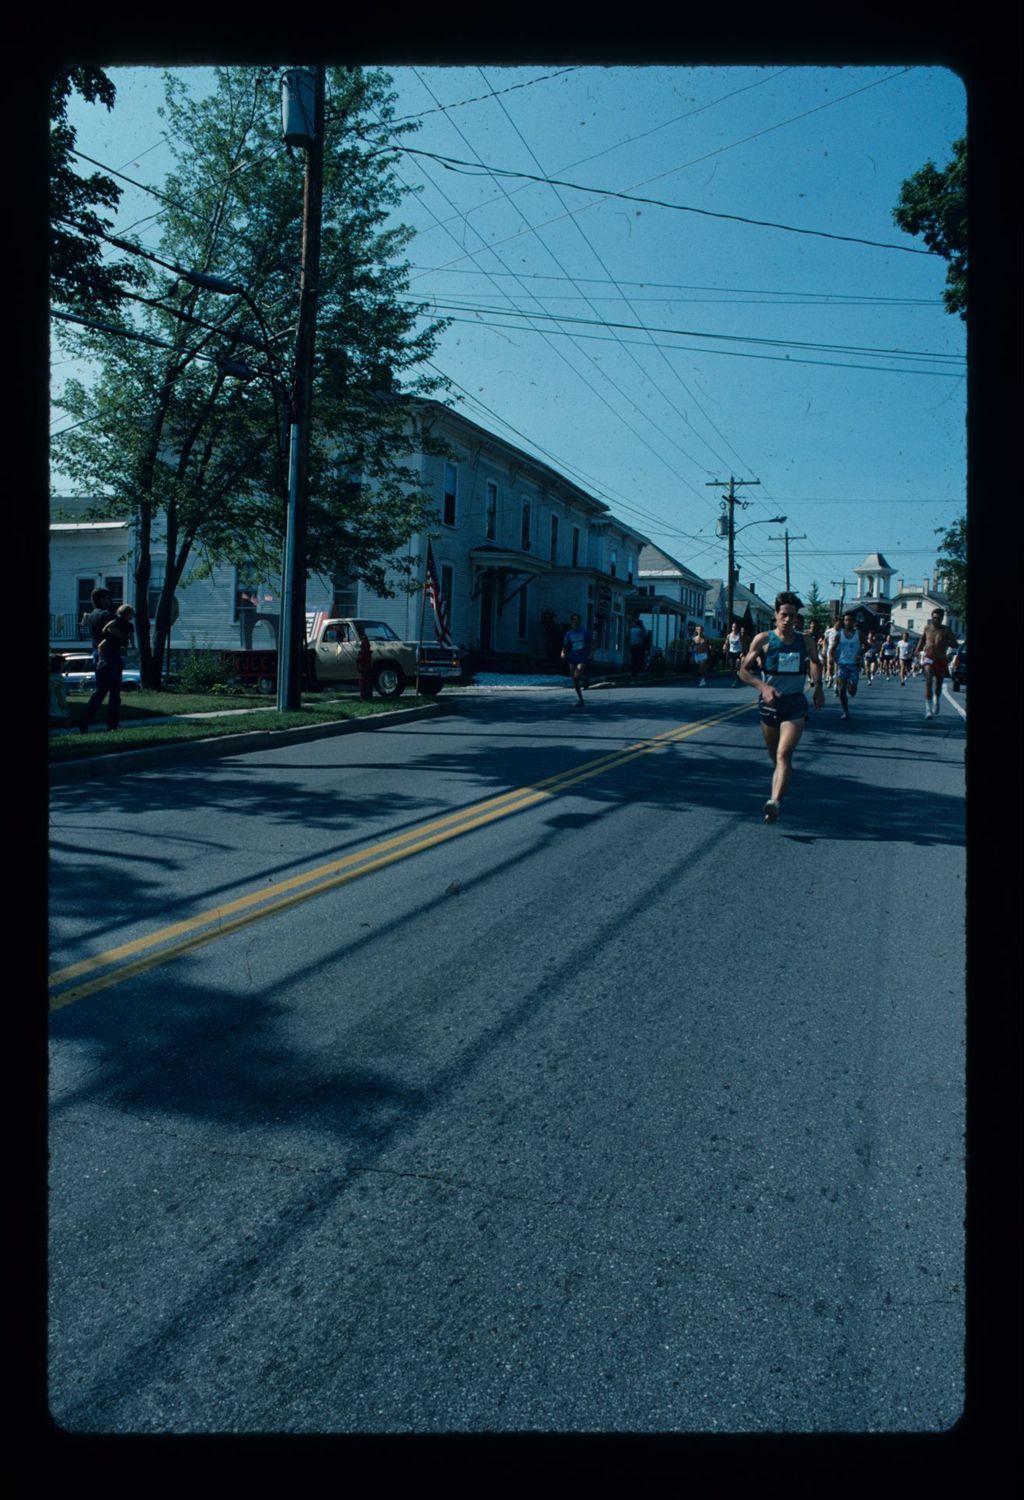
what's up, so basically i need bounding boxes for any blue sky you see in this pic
[52,63,967,606]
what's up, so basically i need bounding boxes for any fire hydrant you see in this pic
[356,631,374,700]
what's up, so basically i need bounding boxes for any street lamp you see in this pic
[727,513,786,629]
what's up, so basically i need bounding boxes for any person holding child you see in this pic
[79,604,135,734]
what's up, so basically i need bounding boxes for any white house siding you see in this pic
[888,589,962,641]
[50,403,648,664]
[50,522,132,641]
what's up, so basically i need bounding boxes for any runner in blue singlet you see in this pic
[738,591,825,822]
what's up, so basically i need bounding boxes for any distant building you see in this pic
[888,573,963,640]
[632,544,711,660]
[703,578,774,637]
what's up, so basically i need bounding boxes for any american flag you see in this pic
[425,541,453,646]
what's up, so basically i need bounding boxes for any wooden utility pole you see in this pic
[278,66,326,712]
[769,527,807,592]
[707,476,760,632]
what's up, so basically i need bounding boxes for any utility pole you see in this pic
[278,66,325,712]
[830,578,849,619]
[708,476,760,633]
[769,527,807,592]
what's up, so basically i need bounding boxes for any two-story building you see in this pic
[887,573,964,641]
[50,399,649,670]
[631,544,712,665]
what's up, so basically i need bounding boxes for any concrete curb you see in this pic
[48,702,444,785]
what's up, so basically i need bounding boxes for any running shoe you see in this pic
[840,711,849,720]
[763,799,780,823]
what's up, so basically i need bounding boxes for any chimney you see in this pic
[923,578,929,596]
[897,578,903,595]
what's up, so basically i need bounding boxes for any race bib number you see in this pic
[777,651,801,673]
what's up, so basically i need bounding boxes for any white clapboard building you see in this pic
[50,399,649,668]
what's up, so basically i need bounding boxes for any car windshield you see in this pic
[356,621,399,641]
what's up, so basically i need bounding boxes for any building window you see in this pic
[517,582,529,639]
[571,526,581,567]
[331,571,359,617]
[521,500,531,551]
[485,480,497,541]
[443,462,458,527]
[550,514,559,564]
[77,577,96,621]
[610,547,617,578]
[78,575,124,621]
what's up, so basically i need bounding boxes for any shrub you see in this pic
[176,644,234,694]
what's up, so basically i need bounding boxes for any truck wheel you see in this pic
[373,663,406,699]
[257,676,275,695]
[418,677,443,696]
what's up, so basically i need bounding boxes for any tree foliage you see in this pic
[50,68,146,313]
[53,66,450,686]
[802,580,830,632]
[892,136,967,320]
[935,515,966,625]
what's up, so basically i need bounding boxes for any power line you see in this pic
[389,67,582,124]
[478,66,762,481]
[415,313,965,377]
[401,75,720,507]
[406,265,943,305]
[410,67,918,279]
[396,146,938,257]
[405,297,963,364]
[473,65,741,481]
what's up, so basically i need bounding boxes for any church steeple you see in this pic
[852,552,896,602]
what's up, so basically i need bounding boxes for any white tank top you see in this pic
[836,631,861,665]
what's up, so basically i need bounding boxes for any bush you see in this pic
[175,645,234,694]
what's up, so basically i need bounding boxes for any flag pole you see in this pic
[416,541,430,697]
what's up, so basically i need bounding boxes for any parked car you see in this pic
[224,618,462,698]
[950,641,966,691]
[56,653,142,691]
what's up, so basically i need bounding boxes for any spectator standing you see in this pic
[80,604,135,733]
[628,620,647,676]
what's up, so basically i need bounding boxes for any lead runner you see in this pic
[738,591,826,822]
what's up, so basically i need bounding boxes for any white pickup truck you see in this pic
[229,618,461,698]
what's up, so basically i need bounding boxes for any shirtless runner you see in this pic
[914,607,958,719]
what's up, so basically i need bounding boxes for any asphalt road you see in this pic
[48,676,966,1434]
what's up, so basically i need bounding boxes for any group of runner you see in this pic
[562,599,958,821]
[740,599,960,820]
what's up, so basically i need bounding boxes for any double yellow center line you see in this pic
[49,700,752,1010]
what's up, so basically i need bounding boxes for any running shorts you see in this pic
[837,663,860,685]
[759,691,808,727]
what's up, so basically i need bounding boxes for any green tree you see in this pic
[54,67,450,687]
[892,136,967,321]
[802,580,830,632]
[50,68,145,313]
[935,516,966,625]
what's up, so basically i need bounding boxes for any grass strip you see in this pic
[50,697,431,761]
